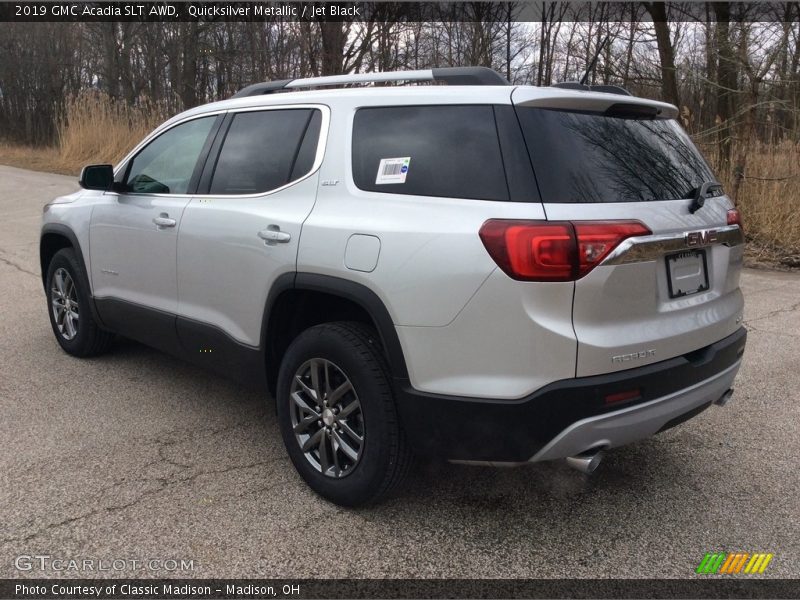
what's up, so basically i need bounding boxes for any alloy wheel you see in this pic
[289,358,365,478]
[51,268,79,341]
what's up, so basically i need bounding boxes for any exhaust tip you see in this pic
[715,388,734,407]
[566,450,604,474]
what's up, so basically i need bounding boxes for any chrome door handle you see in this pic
[258,227,291,244]
[153,214,176,228]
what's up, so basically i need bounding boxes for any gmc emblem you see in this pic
[685,229,718,247]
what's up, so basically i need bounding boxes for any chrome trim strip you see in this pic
[603,224,744,266]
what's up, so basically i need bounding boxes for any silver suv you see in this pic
[41,67,746,506]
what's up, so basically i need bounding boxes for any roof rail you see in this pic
[552,81,632,96]
[231,67,509,99]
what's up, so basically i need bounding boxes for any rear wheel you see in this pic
[45,248,114,357]
[276,322,412,506]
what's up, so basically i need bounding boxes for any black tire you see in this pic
[45,248,114,357]
[276,322,413,506]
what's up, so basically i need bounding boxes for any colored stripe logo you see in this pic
[696,552,773,574]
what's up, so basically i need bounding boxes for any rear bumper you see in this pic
[395,327,746,463]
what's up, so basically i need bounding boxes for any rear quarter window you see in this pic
[352,105,509,201]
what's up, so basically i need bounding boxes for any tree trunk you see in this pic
[645,2,680,106]
[179,23,198,109]
[506,4,512,81]
[730,84,757,205]
[703,5,716,132]
[714,3,738,170]
[622,9,636,89]
[320,22,346,75]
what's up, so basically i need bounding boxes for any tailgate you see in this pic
[547,198,744,376]
[511,87,745,377]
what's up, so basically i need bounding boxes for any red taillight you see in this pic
[480,220,576,281]
[573,221,653,277]
[727,207,743,229]
[479,219,651,282]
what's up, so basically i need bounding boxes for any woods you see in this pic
[1,4,798,148]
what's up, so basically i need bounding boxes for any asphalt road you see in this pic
[1,164,798,579]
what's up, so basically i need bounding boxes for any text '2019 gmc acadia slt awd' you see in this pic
[41,67,746,506]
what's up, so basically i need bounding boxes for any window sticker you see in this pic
[375,157,411,185]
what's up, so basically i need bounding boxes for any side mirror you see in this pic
[79,164,114,191]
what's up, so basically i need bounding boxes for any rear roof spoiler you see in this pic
[552,81,632,96]
[512,87,679,120]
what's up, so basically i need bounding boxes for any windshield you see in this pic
[515,107,718,203]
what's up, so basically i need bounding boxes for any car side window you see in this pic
[351,105,509,201]
[125,116,216,195]
[208,108,320,195]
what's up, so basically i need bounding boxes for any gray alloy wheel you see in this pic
[289,358,365,478]
[50,267,80,341]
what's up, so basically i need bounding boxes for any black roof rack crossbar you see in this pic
[431,67,510,86]
[230,79,294,99]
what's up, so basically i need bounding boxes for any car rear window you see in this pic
[515,107,717,203]
[352,105,509,201]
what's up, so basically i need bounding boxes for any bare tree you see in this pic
[1,7,798,161]
[644,2,681,106]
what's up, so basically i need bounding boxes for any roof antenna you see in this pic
[580,35,610,86]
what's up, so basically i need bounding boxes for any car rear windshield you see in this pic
[515,107,717,203]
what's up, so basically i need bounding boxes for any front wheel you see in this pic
[45,248,114,357]
[276,322,412,506]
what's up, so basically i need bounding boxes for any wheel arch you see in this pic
[262,273,409,394]
[40,224,87,289]
[40,223,105,326]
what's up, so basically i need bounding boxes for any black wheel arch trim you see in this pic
[263,272,409,381]
[40,223,106,327]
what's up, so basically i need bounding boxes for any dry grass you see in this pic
[0,143,65,174]
[0,92,798,267]
[57,91,169,171]
[749,148,800,252]
[0,91,168,176]
[703,141,800,268]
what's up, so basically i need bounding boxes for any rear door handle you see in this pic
[258,227,291,244]
[153,214,176,228]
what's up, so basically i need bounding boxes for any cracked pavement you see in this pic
[0,164,799,579]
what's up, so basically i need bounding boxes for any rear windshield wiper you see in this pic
[688,181,723,214]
